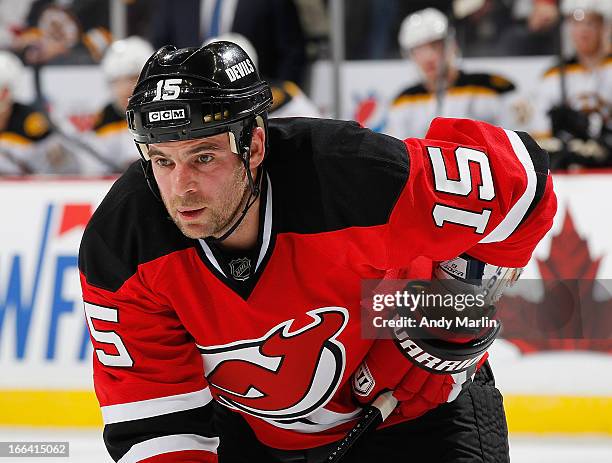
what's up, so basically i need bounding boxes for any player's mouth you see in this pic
[177,207,206,220]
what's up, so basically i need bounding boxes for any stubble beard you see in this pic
[164,165,251,240]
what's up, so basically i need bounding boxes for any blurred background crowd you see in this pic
[0,0,610,176]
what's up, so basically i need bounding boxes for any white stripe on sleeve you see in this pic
[479,129,537,244]
[102,388,213,424]
[118,434,219,463]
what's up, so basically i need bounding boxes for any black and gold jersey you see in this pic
[386,71,516,139]
[269,80,320,118]
[531,54,612,139]
[0,103,52,174]
[92,103,127,136]
[81,103,139,175]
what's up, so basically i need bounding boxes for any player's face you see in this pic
[410,40,447,83]
[569,13,605,57]
[110,75,139,112]
[149,130,263,240]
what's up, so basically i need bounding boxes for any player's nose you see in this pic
[172,162,198,196]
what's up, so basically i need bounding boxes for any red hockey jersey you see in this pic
[79,117,556,462]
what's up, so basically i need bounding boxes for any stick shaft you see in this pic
[326,392,398,462]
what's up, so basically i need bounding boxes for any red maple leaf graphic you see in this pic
[498,209,612,354]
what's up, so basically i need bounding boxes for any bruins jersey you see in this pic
[82,103,139,175]
[269,80,320,118]
[531,54,612,139]
[0,103,51,175]
[385,71,517,139]
[93,103,127,135]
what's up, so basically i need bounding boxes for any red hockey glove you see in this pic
[353,256,519,419]
[352,337,488,420]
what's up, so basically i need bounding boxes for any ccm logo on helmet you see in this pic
[225,59,255,83]
[147,109,186,122]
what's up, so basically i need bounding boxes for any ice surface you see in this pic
[0,429,610,462]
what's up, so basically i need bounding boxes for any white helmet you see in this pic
[398,8,449,51]
[203,32,259,68]
[101,36,154,81]
[561,0,612,21]
[0,51,24,93]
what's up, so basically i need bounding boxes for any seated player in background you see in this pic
[79,42,556,462]
[204,33,321,118]
[385,7,520,139]
[0,50,76,175]
[531,0,611,169]
[82,36,154,175]
[12,1,150,65]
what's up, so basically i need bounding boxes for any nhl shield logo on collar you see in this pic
[229,257,251,281]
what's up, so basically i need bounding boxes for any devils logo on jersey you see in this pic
[197,307,348,420]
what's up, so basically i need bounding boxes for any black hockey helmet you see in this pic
[126,41,272,159]
[126,41,272,242]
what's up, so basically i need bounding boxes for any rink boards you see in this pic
[0,173,611,432]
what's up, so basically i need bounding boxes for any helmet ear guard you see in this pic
[228,114,266,155]
[139,155,162,202]
[223,114,267,197]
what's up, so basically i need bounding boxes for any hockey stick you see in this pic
[0,145,34,174]
[549,15,573,169]
[434,0,486,115]
[51,122,125,172]
[326,391,397,462]
[556,15,568,108]
[31,61,125,172]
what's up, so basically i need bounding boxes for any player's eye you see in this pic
[196,154,214,164]
[154,157,172,168]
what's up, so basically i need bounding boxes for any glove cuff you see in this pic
[392,320,499,374]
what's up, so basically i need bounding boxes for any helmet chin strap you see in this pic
[208,147,263,243]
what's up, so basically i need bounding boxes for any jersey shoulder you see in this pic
[391,83,430,107]
[79,161,193,292]
[267,117,409,233]
[392,117,555,267]
[542,56,583,78]
[270,80,301,113]
[6,103,51,143]
[93,103,127,135]
[456,72,516,94]
[267,117,408,173]
[543,53,612,77]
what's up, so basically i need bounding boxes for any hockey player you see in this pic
[204,33,321,118]
[83,36,154,174]
[531,0,611,168]
[385,8,519,139]
[0,50,75,175]
[79,42,556,462]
